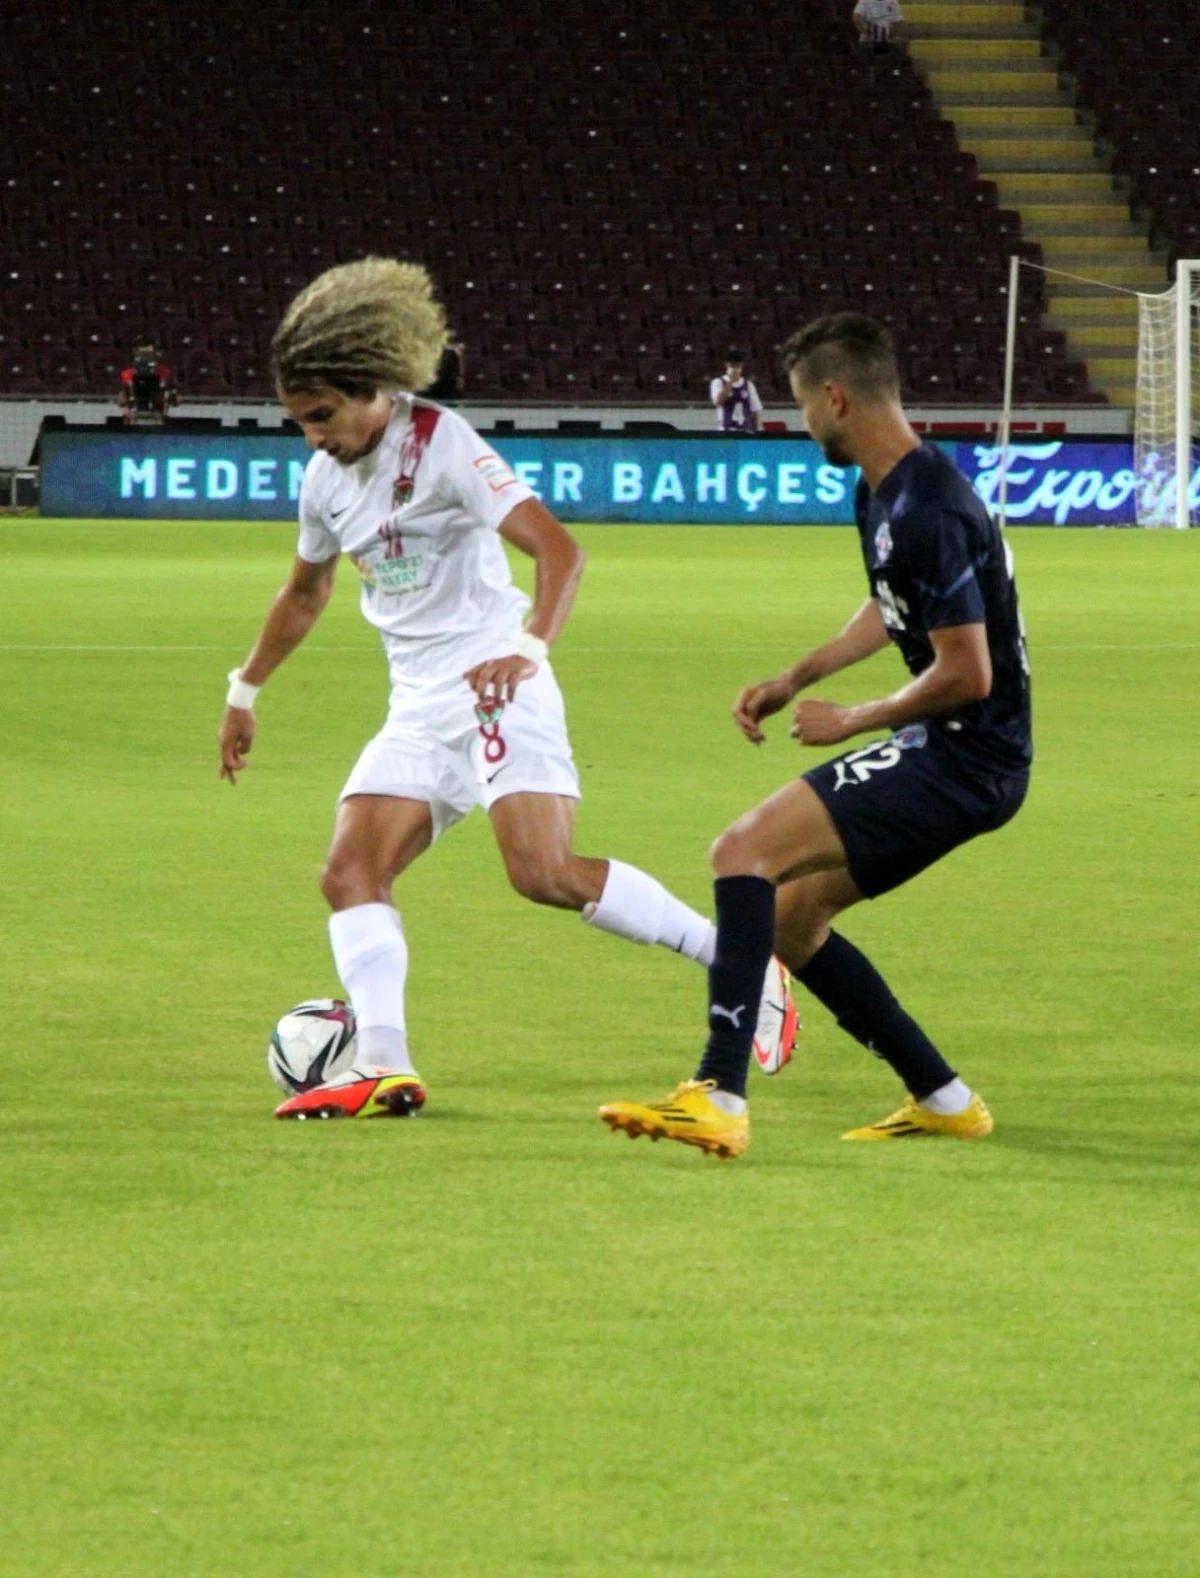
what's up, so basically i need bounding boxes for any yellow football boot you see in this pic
[599,1079,749,1159]
[842,1092,994,1141]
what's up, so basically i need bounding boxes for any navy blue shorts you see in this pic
[803,724,1029,899]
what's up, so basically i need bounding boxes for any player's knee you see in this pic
[320,853,382,910]
[505,852,579,910]
[710,824,761,878]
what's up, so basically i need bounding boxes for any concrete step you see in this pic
[1064,325,1140,349]
[1089,355,1137,381]
[1047,296,1140,323]
[993,171,1118,197]
[908,22,1037,38]
[1023,224,1146,242]
[952,105,1077,128]
[974,153,1112,173]
[926,68,1063,97]
[922,58,1058,77]
[957,124,1092,143]
[1038,233,1154,256]
[905,3,1028,22]
[1020,202,1136,228]
[910,35,1043,57]
[937,88,1068,105]
[1042,257,1166,287]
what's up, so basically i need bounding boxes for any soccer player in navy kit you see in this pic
[601,313,1032,1156]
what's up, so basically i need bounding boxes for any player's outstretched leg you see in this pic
[583,858,800,1074]
[488,794,799,1074]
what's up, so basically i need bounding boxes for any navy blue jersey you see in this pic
[854,443,1032,775]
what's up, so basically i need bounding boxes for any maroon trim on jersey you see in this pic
[391,402,442,510]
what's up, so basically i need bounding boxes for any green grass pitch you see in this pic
[1,518,1197,1577]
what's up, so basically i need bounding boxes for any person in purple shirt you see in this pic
[602,313,1031,1158]
[710,352,763,433]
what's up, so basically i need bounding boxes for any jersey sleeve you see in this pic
[296,460,340,563]
[434,410,534,531]
[902,505,987,629]
[748,380,764,414]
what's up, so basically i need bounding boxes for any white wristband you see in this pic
[226,668,260,710]
[514,631,549,668]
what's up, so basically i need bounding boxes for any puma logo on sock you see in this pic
[710,1003,746,1028]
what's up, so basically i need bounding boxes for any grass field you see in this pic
[1,519,1198,1578]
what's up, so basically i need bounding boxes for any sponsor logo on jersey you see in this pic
[874,519,893,564]
[474,452,520,493]
[893,724,928,750]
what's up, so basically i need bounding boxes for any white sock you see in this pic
[918,1077,972,1116]
[328,903,415,1076]
[582,859,717,965]
[707,1089,748,1116]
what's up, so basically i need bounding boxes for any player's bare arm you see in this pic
[463,498,586,704]
[734,598,889,744]
[218,553,338,783]
[791,621,992,746]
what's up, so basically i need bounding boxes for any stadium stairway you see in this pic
[905,0,1168,407]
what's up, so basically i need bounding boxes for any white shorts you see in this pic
[339,663,581,840]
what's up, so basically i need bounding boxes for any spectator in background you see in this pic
[421,332,466,404]
[710,352,762,434]
[853,0,905,61]
[117,337,179,424]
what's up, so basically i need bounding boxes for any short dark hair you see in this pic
[780,313,900,397]
[726,349,748,364]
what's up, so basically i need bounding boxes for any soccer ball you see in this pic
[267,999,358,1095]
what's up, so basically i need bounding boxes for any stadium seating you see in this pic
[1038,1,1200,267]
[0,0,1092,403]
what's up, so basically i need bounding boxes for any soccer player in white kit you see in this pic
[218,258,797,1119]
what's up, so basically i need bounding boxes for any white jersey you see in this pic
[854,0,903,39]
[297,397,535,690]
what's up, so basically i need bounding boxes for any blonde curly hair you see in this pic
[271,257,448,397]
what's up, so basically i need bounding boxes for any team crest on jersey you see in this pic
[874,520,894,564]
[474,697,507,727]
[893,724,928,750]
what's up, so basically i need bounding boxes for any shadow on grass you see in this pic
[996,1122,1198,1174]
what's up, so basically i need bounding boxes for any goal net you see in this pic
[1134,260,1200,528]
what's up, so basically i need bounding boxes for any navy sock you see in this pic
[796,931,956,1100]
[694,875,776,1100]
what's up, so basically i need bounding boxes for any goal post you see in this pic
[1135,257,1200,529]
